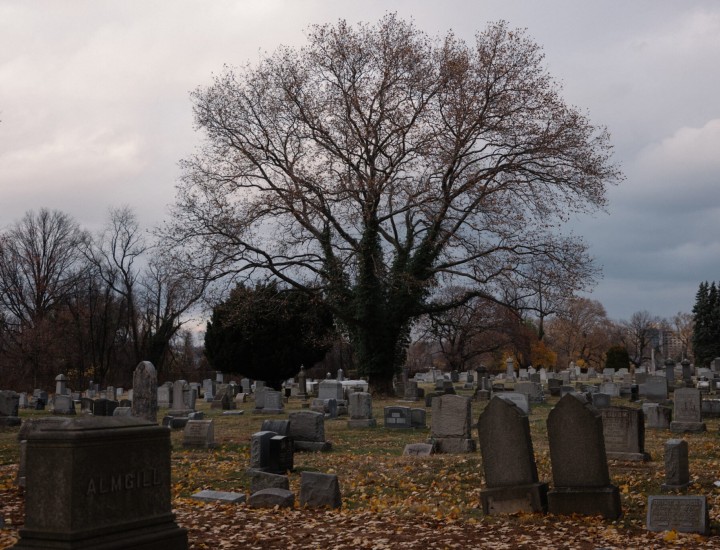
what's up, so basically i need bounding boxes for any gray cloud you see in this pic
[1,0,718,320]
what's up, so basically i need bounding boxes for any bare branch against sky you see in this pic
[1,1,718,320]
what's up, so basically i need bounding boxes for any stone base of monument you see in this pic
[429,437,476,454]
[607,451,651,462]
[293,440,332,452]
[252,408,285,415]
[480,482,548,515]
[0,416,21,427]
[670,421,707,433]
[167,409,193,417]
[661,481,692,491]
[547,485,622,519]
[11,416,187,550]
[347,418,377,428]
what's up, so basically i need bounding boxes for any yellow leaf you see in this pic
[663,530,678,542]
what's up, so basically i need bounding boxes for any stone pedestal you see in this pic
[547,486,621,519]
[481,482,548,515]
[11,416,187,550]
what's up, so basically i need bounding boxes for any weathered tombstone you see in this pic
[670,388,706,433]
[261,419,290,436]
[131,361,158,423]
[410,407,426,428]
[168,380,190,416]
[514,381,544,403]
[347,392,376,428]
[51,394,76,416]
[646,495,709,535]
[288,411,331,452]
[644,403,673,429]
[112,407,132,417]
[182,420,217,448]
[247,469,290,493]
[12,416,187,549]
[681,359,692,385]
[546,394,621,519]
[497,392,530,415]
[664,359,676,387]
[599,382,619,397]
[318,380,344,401]
[505,357,515,380]
[251,431,277,470]
[248,488,294,509]
[547,378,562,397]
[403,443,434,456]
[403,380,420,401]
[429,394,475,453]
[157,385,171,408]
[55,374,67,396]
[297,366,308,399]
[662,439,690,491]
[639,375,668,403]
[0,390,21,426]
[600,406,650,461]
[18,392,28,409]
[479,397,548,514]
[261,390,284,414]
[590,392,611,409]
[299,471,341,509]
[190,490,245,504]
[383,406,412,429]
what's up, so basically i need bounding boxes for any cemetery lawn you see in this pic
[3,394,720,548]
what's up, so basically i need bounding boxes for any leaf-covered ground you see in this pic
[3,392,720,548]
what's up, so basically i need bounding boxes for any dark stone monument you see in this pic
[601,406,650,461]
[478,397,548,514]
[546,394,621,519]
[383,406,412,429]
[299,471,342,509]
[11,416,187,550]
[662,439,691,491]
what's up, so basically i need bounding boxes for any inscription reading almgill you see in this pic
[86,468,161,496]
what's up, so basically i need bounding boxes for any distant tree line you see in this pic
[692,281,720,367]
[0,208,208,391]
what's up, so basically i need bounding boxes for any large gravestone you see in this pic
[429,394,475,453]
[131,361,158,423]
[497,392,530,414]
[478,397,547,514]
[11,416,187,549]
[383,406,412,429]
[639,375,668,403]
[288,411,331,452]
[670,388,706,433]
[318,380,344,401]
[52,394,76,416]
[546,394,621,519]
[601,406,650,461]
[168,380,190,416]
[347,392,376,428]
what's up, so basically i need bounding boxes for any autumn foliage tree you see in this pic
[167,15,620,393]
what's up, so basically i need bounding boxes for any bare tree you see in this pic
[622,310,660,368]
[166,16,621,392]
[0,209,89,386]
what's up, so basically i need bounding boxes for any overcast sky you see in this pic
[1,0,718,322]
